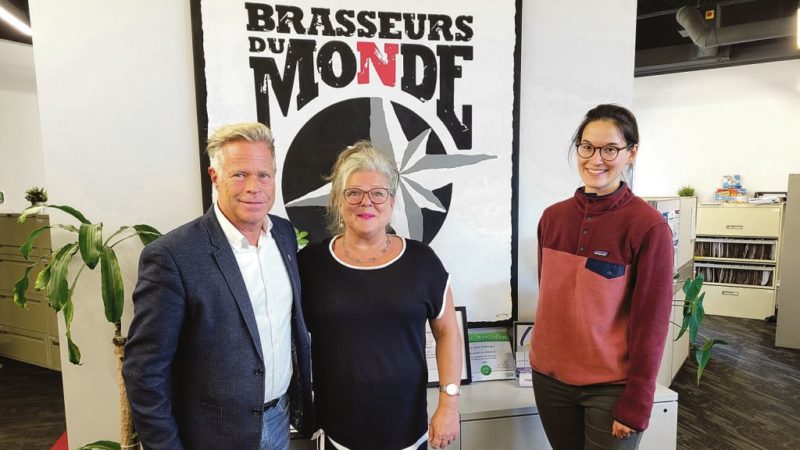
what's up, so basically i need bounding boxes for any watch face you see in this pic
[446,384,458,395]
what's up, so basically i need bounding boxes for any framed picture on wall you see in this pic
[190,0,521,324]
[426,306,471,386]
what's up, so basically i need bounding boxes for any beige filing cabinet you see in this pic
[776,175,800,348]
[694,204,784,320]
[0,213,61,370]
[289,381,679,450]
[643,196,695,388]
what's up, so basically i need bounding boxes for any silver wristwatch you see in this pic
[439,383,461,396]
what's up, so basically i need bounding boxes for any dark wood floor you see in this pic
[0,357,65,450]
[670,315,800,450]
[1,316,799,449]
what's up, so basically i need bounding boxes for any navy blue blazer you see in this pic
[123,207,314,449]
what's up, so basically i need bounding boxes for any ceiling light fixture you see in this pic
[0,3,31,37]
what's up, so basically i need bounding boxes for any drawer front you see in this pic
[0,214,51,251]
[696,206,782,237]
[702,284,775,319]
[0,325,50,367]
[460,414,549,450]
[48,336,62,371]
[0,294,48,332]
[0,255,47,299]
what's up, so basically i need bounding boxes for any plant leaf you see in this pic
[675,311,691,341]
[12,265,34,308]
[66,335,81,365]
[63,300,81,365]
[133,224,162,245]
[34,263,51,291]
[18,204,47,223]
[695,292,706,324]
[47,204,91,224]
[100,246,124,323]
[20,225,52,260]
[47,243,79,311]
[78,223,103,269]
[79,441,121,450]
[20,224,79,260]
[683,275,702,302]
[695,338,715,385]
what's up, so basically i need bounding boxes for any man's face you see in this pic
[209,140,276,236]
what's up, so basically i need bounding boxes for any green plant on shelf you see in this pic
[11,203,161,450]
[673,272,728,385]
[24,186,48,205]
[677,185,696,197]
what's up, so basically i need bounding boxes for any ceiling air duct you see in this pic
[676,5,795,48]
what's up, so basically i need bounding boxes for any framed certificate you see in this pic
[513,321,534,352]
[426,306,471,387]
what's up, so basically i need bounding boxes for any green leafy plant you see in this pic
[24,186,48,204]
[672,272,728,385]
[677,185,696,197]
[12,203,161,448]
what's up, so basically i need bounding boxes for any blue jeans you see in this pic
[260,394,290,450]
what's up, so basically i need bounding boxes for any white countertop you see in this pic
[427,380,678,421]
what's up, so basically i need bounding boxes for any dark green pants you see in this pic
[532,371,643,450]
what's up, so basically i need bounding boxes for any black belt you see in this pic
[263,397,280,411]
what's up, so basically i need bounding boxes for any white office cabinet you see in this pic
[289,382,679,450]
[644,196,695,387]
[0,213,61,370]
[694,204,784,320]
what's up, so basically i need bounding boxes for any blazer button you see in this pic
[252,408,262,416]
[254,368,264,376]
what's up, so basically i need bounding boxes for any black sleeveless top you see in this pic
[298,236,449,450]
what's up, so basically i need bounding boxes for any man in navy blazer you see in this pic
[123,122,313,449]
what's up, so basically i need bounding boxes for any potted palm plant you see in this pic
[12,203,161,449]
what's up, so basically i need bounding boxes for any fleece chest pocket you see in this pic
[585,258,626,279]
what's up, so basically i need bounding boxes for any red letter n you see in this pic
[357,42,399,87]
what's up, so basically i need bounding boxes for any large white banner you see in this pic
[192,0,520,322]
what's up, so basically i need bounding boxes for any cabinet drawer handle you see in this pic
[721,291,740,296]
[725,225,744,230]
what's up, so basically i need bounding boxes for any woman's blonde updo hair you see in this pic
[326,141,399,235]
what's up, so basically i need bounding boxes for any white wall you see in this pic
[518,0,637,319]
[634,59,800,202]
[25,0,637,445]
[0,40,45,213]
[28,1,201,447]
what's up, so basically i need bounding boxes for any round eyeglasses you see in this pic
[576,142,632,162]
[343,187,392,205]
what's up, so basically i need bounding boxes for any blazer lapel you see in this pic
[202,207,264,363]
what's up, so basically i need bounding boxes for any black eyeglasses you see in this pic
[576,142,632,162]
[343,187,392,205]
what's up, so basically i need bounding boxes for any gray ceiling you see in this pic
[635,0,800,75]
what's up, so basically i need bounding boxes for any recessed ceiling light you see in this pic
[0,4,31,37]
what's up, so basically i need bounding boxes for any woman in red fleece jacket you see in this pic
[529,104,674,449]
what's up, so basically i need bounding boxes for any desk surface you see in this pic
[427,380,678,421]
